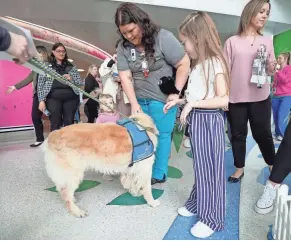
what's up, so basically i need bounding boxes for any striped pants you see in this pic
[185,109,226,231]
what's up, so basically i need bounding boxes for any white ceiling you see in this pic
[1,0,290,72]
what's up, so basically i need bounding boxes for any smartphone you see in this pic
[43,109,51,116]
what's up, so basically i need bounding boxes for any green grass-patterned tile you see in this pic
[107,189,164,206]
[168,166,183,179]
[45,180,101,193]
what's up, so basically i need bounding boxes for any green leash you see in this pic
[27,58,156,135]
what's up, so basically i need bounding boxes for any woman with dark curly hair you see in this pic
[115,3,190,185]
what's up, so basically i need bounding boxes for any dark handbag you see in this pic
[158,76,180,95]
[158,76,188,97]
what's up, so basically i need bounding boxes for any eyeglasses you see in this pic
[55,50,66,54]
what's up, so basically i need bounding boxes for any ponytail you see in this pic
[281,52,291,65]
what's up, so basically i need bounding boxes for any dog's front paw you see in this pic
[148,199,160,208]
[74,209,88,218]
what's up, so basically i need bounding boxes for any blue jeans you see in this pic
[138,98,177,180]
[74,105,81,123]
[272,96,291,137]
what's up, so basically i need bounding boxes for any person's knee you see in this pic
[253,128,272,143]
[231,131,247,141]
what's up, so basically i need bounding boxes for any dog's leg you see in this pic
[59,182,88,218]
[142,180,160,208]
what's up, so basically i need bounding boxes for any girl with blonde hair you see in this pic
[164,11,230,238]
[271,52,291,141]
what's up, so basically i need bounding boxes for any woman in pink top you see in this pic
[224,0,276,183]
[272,52,291,140]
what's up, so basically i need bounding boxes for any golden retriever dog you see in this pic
[43,113,159,218]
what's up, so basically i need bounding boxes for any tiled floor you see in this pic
[0,128,286,240]
[0,130,193,239]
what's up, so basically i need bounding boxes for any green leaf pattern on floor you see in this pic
[107,189,164,206]
[45,165,183,206]
[168,166,183,179]
[186,150,193,158]
[172,123,185,153]
[45,180,101,192]
[45,119,188,205]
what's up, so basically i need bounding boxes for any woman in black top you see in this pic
[38,42,82,131]
[83,64,100,123]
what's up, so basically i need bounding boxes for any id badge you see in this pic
[142,59,149,78]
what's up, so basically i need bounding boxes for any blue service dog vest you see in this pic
[117,119,155,167]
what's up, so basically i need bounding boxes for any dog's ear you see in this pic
[154,127,159,135]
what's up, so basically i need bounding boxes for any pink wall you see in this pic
[0,60,33,128]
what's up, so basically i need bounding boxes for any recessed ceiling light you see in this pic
[77,69,84,72]
[68,59,73,62]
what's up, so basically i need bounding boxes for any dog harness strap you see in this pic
[117,119,155,166]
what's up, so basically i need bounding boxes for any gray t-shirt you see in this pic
[117,29,185,103]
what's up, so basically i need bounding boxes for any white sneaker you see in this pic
[255,180,280,214]
[183,138,191,148]
[177,206,196,217]
[102,174,114,181]
[190,221,214,238]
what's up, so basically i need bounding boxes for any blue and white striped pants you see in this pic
[185,109,226,231]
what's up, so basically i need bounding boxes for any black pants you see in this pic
[32,94,44,142]
[85,100,98,123]
[228,96,275,168]
[46,96,79,131]
[269,120,291,183]
[185,124,189,137]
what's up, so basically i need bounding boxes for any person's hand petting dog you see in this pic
[131,103,143,114]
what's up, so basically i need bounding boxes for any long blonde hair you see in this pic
[179,11,230,99]
[238,0,271,36]
[280,52,291,65]
[86,64,99,77]
[36,46,49,62]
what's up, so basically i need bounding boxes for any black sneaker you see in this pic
[151,174,166,185]
[30,142,43,148]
